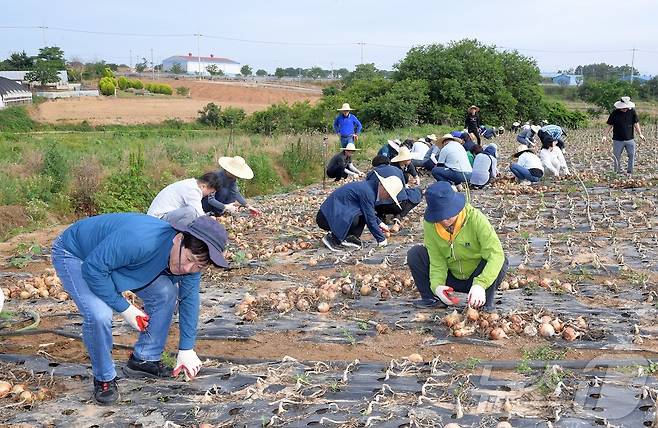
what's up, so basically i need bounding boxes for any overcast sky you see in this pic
[2,0,657,75]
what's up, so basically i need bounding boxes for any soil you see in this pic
[29,80,322,125]
[0,205,29,239]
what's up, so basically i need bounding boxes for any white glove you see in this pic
[379,222,390,232]
[433,285,459,305]
[120,305,149,332]
[0,287,4,313]
[173,349,202,381]
[223,202,238,214]
[468,284,487,308]
[378,239,388,247]
[414,176,421,186]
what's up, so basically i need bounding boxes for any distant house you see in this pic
[0,70,69,89]
[162,54,240,76]
[621,74,653,82]
[551,73,583,87]
[0,77,32,109]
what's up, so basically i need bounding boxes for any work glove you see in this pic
[173,349,203,381]
[379,222,390,233]
[378,239,388,247]
[246,205,262,216]
[120,305,149,332]
[433,285,459,305]
[468,284,486,309]
[223,202,239,214]
[0,286,4,313]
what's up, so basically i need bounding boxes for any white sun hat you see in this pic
[337,103,353,111]
[530,125,541,133]
[426,134,437,141]
[340,143,360,151]
[218,156,254,179]
[387,139,401,151]
[614,96,636,109]
[391,146,413,163]
[374,171,403,208]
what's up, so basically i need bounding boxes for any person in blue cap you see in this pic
[51,214,229,405]
[407,182,508,311]
[316,172,404,251]
[333,103,363,148]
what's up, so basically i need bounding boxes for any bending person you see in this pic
[202,156,262,216]
[147,173,220,226]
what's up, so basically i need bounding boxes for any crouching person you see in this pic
[366,164,422,233]
[51,214,229,405]
[326,143,364,182]
[407,182,508,311]
[316,172,403,251]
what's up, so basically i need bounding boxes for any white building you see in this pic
[0,77,32,109]
[0,70,69,89]
[161,54,240,76]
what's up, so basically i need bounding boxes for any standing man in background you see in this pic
[334,103,363,148]
[603,96,646,175]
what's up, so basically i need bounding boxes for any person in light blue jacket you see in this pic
[51,214,228,405]
[516,125,540,147]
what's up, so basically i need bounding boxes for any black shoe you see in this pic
[93,377,119,405]
[342,235,362,249]
[413,298,444,309]
[322,233,344,252]
[124,354,173,378]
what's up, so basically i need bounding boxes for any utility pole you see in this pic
[39,25,46,46]
[195,33,202,79]
[630,47,636,83]
[150,48,155,80]
[129,49,132,70]
[357,42,365,65]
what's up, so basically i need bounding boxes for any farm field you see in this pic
[0,127,657,426]
[29,79,322,125]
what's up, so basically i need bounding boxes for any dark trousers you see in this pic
[316,210,366,238]
[468,127,481,145]
[375,200,419,222]
[326,164,348,182]
[407,244,508,310]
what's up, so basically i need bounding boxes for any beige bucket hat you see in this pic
[426,134,437,141]
[391,146,413,163]
[512,145,534,158]
[438,133,461,145]
[340,143,360,151]
[218,156,254,179]
[337,103,353,111]
[374,171,403,208]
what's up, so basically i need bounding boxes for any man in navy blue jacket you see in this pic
[51,214,228,405]
[333,103,363,148]
[316,172,403,251]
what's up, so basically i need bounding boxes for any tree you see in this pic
[37,46,65,69]
[577,80,638,112]
[256,69,268,76]
[101,67,114,78]
[306,66,326,79]
[240,64,253,76]
[4,51,34,70]
[274,68,285,79]
[170,62,185,74]
[342,63,383,87]
[25,61,60,86]
[135,58,148,73]
[206,64,224,76]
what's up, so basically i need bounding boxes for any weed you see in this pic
[233,250,248,265]
[357,321,369,331]
[516,359,532,374]
[161,351,176,369]
[328,380,343,392]
[8,242,43,269]
[293,373,311,385]
[523,345,566,361]
[340,328,357,346]
[536,365,565,395]
[457,357,481,370]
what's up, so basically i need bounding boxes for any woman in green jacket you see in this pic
[407,182,508,311]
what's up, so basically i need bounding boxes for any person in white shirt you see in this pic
[410,138,430,168]
[147,173,219,225]
[431,134,472,185]
[539,140,570,177]
[470,143,498,189]
[510,145,544,185]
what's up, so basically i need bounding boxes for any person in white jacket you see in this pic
[510,145,544,185]
[539,140,570,177]
[147,173,220,225]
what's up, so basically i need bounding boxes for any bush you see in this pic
[117,76,130,90]
[241,153,280,196]
[360,79,430,129]
[69,157,103,216]
[577,80,638,113]
[281,137,323,185]
[95,147,155,213]
[197,103,246,128]
[242,101,320,135]
[101,67,114,78]
[176,86,190,96]
[42,142,69,194]
[98,77,115,96]
[539,99,588,129]
[144,83,173,95]
[130,79,144,90]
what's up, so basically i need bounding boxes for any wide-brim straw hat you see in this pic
[391,146,413,163]
[426,134,437,141]
[424,181,466,223]
[512,121,520,127]
[337,103,353,111]
[614,96,636,109]
[468,105,480,111]
[387,139,401,151]
[530,125,541,133]
[512,145,534,158]
[374,171,403,208]
[438,133,462,145]
[218,156,254,179]
[340,143,360,151]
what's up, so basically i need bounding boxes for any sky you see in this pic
[2,0,658,75]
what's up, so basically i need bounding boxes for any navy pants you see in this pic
[316,210,365,239]
[407,244,508,310]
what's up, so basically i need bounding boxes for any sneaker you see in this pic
[412,298,444,309]
[455,184,464,192]
[93,377,119,405]
[342,235,362,249]
[321,233,344,252]
[124,354,173,378]
[519,180,531,186]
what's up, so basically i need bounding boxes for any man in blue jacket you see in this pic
[333,103,363,148]
[51,214,229,405]
[365,164,421,233]
[316,172,403,251]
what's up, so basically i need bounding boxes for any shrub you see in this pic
[158,84,173,95]
[101,67,114,78]
[539,99,588,129]
[69,157,103,216]
[117,76,130,90]
[281,137,323,185]
[130,79,144,90]
[98,77,115,96]
[95,147,155,213]
[197,103,246,128]
[221,107,246,127]
[42,142,69,194]
[241,153,280,196]
[176,86,190,96]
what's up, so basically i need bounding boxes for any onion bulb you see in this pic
[10,384,25,395]
[317,302,330,313]
[0,381,11,398]
[575,316,588,329]
[496,422,513,428]
[359,284,372,296]
[551,318,564,333]
[465,307,479,322]
[489,327,508,340]
[443,310,461,328]
[18,390,33,403]
[562,326,578,341]
[406,353,423,363]
[499,280,510,291]
[523,324,538,337]
[295,298,310,311]
[539,323,555,337]
[487,313,500,322]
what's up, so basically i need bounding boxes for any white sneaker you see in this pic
[451,185,458,192]
[520,180,531,186]
[455,184,464,192]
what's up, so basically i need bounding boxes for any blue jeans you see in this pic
[510,164,541,183]
[339,135,354,148]
[431,167,471,184]
[51,237,178,381]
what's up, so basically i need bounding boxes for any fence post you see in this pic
[322,136,328,189]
